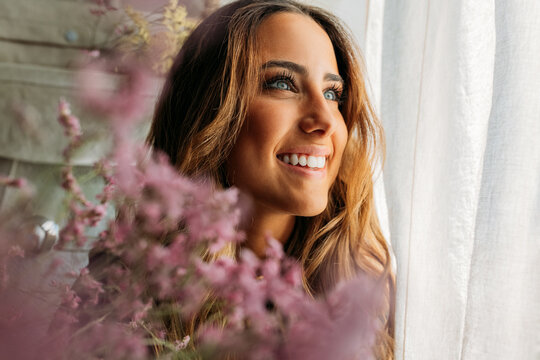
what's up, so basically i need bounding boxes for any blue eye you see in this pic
[267,79,292,91]
[324,89,337,101]
[324,86,344,103]
[264,72,296,92]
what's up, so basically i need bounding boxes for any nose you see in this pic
[298,91,340,137]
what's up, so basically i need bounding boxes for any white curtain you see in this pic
[361,0,540,359]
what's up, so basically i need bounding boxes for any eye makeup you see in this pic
[262,69,345,103]
[324,83,345,104]
[263,70,298,92]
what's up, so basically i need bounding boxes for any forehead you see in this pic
[255,12,339,73]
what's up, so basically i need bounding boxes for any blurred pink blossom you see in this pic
[77,57,151,125]
[0,176,28,189]
[0,93,384,359]
[58,98,82,140]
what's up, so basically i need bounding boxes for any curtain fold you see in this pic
[367,0,540,358]
[460,2,540,358]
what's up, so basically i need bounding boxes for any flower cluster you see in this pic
[0,60,384,359]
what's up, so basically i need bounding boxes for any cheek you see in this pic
[337,122,349,154]
[329,119,349,179]
[243,100,292,149]
[226,101,288,181]
[334,114,349,155]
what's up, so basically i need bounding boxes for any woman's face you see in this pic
[227,12,348,217]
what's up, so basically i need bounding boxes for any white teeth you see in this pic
[317,156,325,168]
[307,156,317,168]
[283,154,290,164]
[279,153,327,169]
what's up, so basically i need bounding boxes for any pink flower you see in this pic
[132,301,152,323]
[0,176,27,189]
[174,335,190,350]
[283,275,383,360]
[146,244,170,271]
[85,204,108,226]
[76,268,104,306]
[61,285,82,310]
[58,98,82,140]
[77,56,151,124]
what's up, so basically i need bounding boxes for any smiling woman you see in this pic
[147,0,395,358]
[227,12,349,256]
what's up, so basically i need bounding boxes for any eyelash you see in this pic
[263,71,298,91]
[325,84,345,104]
[263,71,345,103]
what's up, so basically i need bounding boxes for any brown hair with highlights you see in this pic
[147,0,395,358]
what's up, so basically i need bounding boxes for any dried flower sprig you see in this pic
[123,6,151,47]
[114,0,196,75]
[56,98,109,249]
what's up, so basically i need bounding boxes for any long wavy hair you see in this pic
[147,0,395,358]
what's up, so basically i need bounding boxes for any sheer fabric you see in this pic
[362,1,540,358]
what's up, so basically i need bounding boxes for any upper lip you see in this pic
[277,145,331,157]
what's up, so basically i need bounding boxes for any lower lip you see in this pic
[277,158,327,179]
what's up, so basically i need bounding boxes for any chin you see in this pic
[292,198,328,217]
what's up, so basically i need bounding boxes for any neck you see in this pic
[243,203,295,258]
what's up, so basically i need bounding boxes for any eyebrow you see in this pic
[261,60,344,84]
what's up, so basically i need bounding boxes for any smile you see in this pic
[276,153,327,169]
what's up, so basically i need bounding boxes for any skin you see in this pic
[226,12,348,257]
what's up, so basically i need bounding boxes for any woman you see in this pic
[147,0,395,358]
